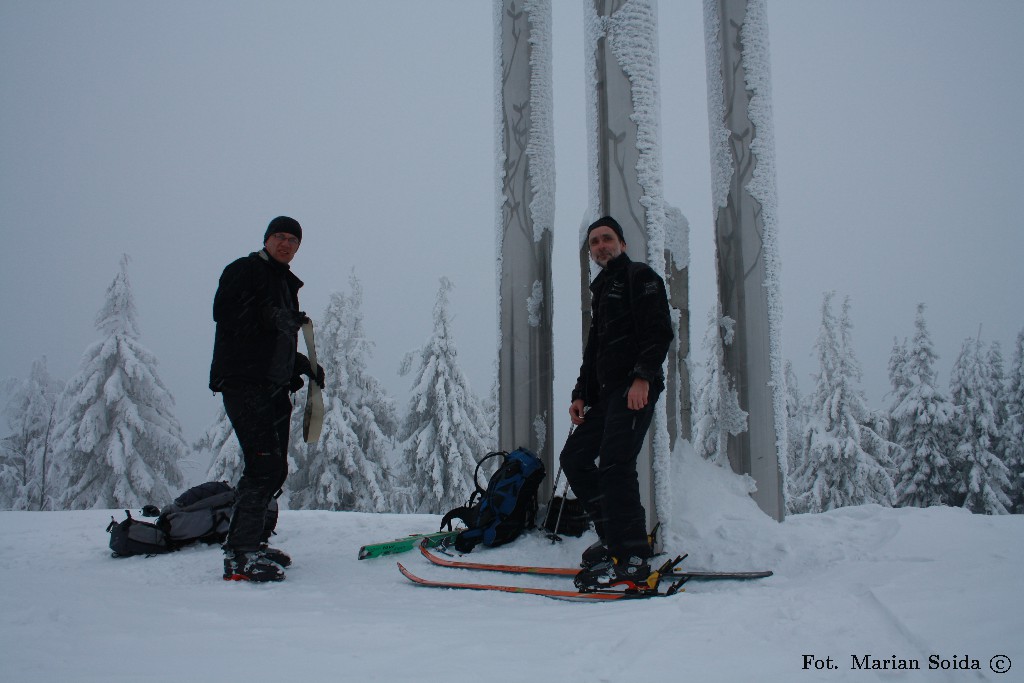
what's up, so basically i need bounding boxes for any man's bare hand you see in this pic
[569,399,587,425]
[626,378,650,411]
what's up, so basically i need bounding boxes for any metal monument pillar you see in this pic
[705,0,786,520]
[664,207,692,450]
[496,0,556,480]
[584,0,683,530]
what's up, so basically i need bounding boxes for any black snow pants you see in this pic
[222,385,292,552]
[559,383,660,560]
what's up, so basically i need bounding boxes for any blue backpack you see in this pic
[441,448,546,553]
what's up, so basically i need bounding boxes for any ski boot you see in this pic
[260,544,291,568]
[574,555,654,593]
[580,539,611,570]
[581,523,661,570]
[223,549,286,582]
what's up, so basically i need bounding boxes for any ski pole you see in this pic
[547,476,571,544]
[540,463,563,541]
[544,424,575,543]
[538,424,571,529]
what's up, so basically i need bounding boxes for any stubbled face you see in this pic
[265,232,300,264]
[588,226,626,268]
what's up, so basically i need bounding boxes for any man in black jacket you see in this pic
[210,215,323,582]
[562,216,673,592]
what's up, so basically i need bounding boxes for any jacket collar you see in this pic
[258,248,290,271]
[603,252,631,271]
[590,252,631,292]
[255,249,304,288]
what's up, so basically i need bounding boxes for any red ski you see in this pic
[419,541,773,581]
[396,562,668,602]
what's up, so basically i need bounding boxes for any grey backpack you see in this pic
[107,481,278,557]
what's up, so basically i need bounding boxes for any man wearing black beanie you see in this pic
[562,215,673,593]
[263,215,302,245]
[210,215,324,582]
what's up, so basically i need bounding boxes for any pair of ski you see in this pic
[399,541,773,602]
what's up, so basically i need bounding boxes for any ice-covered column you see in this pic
[704,0,786,520]
[583,0,685,531]
[664,206,692,449]
[495,0,555,479]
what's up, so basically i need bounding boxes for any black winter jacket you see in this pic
[209,249,304,391]
[572,252,673,405]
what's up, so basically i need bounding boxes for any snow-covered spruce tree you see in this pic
[988,341,1009,465]
[949,337,1011,514]
[397,277,491,514]
[886,336,912,442]
[790,293,895,513]
[0,358,63,510]
[891,305,958,507]
[340,274,400,476]
[1004,329,1024,513]
[783,360,807,479]
[692,309,747,466]
[987,342,1015,487]
[54,255,188,509]
[196,403,243,484]
[485,363,499,447]
[863,406,897,481]
[290,274,398,511]
[0,379,13,509]
[278,400,307,502]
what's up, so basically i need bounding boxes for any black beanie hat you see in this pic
[586,215,625,243]
[264,216,302,244]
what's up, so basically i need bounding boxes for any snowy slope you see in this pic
[1,447,1021,683]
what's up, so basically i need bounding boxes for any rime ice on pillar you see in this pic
[704,0,786,520]
[584,0,682,530]
[664,206,692,448]
[495,0,555,478]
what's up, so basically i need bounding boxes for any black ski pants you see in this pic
[222,385,292,552]
[559,384,660,560]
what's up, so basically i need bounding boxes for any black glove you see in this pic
[293,353,325,390]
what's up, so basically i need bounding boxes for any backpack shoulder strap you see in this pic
[439,504,475,532]
[472,451,506,493]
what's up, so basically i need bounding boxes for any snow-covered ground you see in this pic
[2,447,1021,683]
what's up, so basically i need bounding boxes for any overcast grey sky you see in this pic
[2,1,1021,442]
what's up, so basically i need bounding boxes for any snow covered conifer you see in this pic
[1003,329,1024,512]
[54,255,188,509]
[782,362,806,507]
[790,293,895,513]
[949,337,1011,514]
[987,341,1011,474]
[891,305,957,507]
[0,358,63,510]
[839,297,900,496]
[692,309,747,465]
[886,337,911,441]
[337,274,400,467]
[397,277,491,514]
[196,403,243,484]
[485,366,499,447]
[290,274,397,511]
